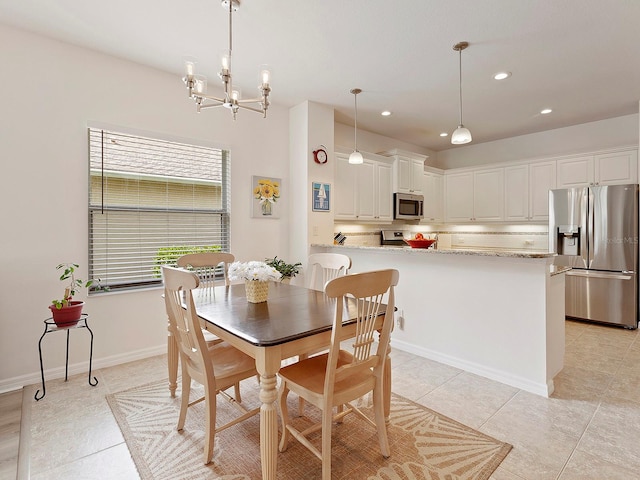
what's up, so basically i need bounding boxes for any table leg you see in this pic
[167,323,178,397]
[256,350,280,480]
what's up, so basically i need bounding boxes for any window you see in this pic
[89,128,230,291]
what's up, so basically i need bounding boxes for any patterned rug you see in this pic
[106,379,511,480]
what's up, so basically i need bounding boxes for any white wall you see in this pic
[0,24,291,391]
[437,114,639,170]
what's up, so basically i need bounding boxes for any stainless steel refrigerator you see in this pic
[549,184,639,329]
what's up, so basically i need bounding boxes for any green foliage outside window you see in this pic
[153,245,222,278]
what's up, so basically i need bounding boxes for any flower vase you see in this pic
[245,280,269,303]
[261,200,272,216]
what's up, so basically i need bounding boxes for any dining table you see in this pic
[166,280,392,480]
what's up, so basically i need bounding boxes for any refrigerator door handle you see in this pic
[566,270,634,280]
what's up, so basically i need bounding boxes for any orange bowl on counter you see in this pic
[404,238,437,249]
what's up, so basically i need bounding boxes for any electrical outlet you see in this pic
[396,309,404,330]
[312,226,319,236]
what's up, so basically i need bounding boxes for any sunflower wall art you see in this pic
[252,176,281,218]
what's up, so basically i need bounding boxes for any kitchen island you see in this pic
[310,244,566,397]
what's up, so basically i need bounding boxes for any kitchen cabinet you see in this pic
[334,153,393,222]
[505,161,556,221]
[556,149,637,187]
[378,149,427,194]
[445,168,504,222]
[422,170,444,222]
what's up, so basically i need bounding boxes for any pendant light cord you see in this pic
[458,47,463,125]
[354,92,358,151]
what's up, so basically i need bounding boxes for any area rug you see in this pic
[106,379,511,480]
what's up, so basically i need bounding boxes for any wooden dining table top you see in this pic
[192,281,387,347]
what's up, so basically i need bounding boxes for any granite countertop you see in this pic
[311,243,556,259]
[550,265,572,276]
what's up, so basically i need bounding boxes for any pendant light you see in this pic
[451,41,472,145]
[348,88,364,164]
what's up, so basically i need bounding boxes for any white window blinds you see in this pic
[88,128,230,291]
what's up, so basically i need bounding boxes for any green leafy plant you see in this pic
[51,263,94,309]
[264,256,302,280]
[153,245,222,277]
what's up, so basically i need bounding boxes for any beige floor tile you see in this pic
[416,372,518,429]
[563,349,624,375]
[30,443,138,480]
[575,397,640,471]
[551,365,613,401]
[489,466,528,479]
[391,356,461,401]
[606,369,640,403]
[558,449,640,480]
[99,354,168,394]
[480,407,581,480]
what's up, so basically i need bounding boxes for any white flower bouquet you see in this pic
[228,261,282,282]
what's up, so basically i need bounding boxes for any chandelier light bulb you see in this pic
[260,66,271,86]
[194,75,207,95]
[183,57,197,78]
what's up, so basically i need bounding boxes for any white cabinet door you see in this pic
[392,156,424,194]
[445,172,474,222]
[474,168,504,221]
[410,158,424,194]
[595,150,638,185]
[556,156,594,187]
[504,165,529,221]
[334,153,357,219]
[376,162,393,221]
[529,161,556,221]
[423,171,443,222]
[356,160,376,221]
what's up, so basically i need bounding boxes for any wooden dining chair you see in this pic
[162,265,260,465]
[307,253,352,291]
[176,252,235,346]
[278,269,399,480]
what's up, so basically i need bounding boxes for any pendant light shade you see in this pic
[451,41,472,145]
[349,88,363,164]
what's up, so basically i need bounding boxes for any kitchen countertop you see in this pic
[312,243,556,259]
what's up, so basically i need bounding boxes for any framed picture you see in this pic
[252,176,281,219]
[312,182,331,212]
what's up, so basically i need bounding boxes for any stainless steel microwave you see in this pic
[394,193,424,220]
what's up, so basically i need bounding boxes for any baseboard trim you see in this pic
[0,344,166,394]
[390,338,553,397]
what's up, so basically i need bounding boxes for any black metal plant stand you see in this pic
[35,314,98,401]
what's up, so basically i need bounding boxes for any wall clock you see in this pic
[313,147,328,164]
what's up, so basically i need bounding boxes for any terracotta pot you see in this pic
[49,301,85,326]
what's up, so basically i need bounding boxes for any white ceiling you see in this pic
[1,0,639,152]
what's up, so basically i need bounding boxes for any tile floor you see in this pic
[11,319,640,479]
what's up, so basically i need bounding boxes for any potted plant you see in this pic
[264,256,302,283]
[50,263,94,326]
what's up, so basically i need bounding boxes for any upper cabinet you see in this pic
[334,152,393,222]
[445,167,504,222]
[422,170,444,223]
[378,149,428,194]
[504,161,556,221]
[556,149,637,188]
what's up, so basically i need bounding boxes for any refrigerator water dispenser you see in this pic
[557,225,580,256]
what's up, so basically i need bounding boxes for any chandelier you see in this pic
[182,0,271,120]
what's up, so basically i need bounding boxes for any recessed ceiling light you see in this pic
[440,132,448,137]
[540,108,553,114]
[381,110,392,117]
[493,72,511,80]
